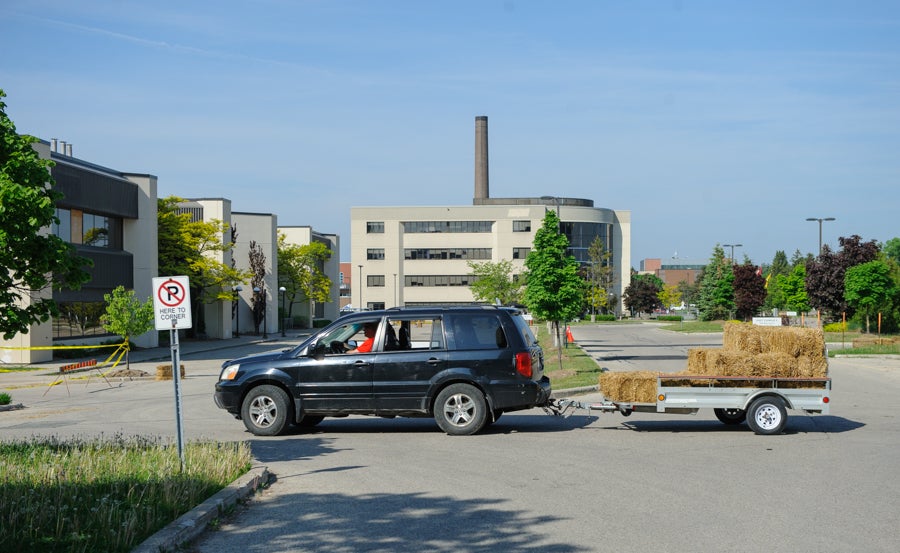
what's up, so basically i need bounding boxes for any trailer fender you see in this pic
[741,390,794,411]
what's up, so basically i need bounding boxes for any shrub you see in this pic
[657,315,683,322]
[824,322,848,332]
[0,392,10,405]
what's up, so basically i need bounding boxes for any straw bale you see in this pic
[723,322,825,360]
[599,371,658,403]
[155,364,186,380]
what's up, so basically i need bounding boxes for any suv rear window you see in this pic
[510,311,538,348]
[445,313,508,350]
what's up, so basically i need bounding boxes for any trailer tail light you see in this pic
[823,396,830,404]
[515,352,533,378]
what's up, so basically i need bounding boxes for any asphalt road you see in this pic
[2,324,898,552]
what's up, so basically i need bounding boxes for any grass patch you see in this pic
[659,320,725,333]
[830,343,900,356]
[0,365,47,373]
[533,323,603,389]
[0,435,252,552]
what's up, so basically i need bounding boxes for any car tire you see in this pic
[746,396,787,435]
[714,408,746,425]
[241,385,291,436]
[434,383,487,436]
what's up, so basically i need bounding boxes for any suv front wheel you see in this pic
[434,383,487,436]
[241,384,291,436]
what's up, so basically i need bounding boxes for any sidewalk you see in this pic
[0,330,314,392]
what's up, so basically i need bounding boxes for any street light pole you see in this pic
[279,286,286,337]
[723,243,742,264]
[806,217,836,256]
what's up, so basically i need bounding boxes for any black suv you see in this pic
[214,306,550,436]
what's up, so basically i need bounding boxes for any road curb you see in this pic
[132,465,270,553]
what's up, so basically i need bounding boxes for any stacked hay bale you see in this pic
[599,323,827,402]
[156,364,186,380]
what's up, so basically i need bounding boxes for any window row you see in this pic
[404,275,480,287]
[404,248,491,260]
[402,221,493,233]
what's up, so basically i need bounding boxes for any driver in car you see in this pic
[345,322,377,354]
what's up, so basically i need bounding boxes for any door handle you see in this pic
[427,358,441,365]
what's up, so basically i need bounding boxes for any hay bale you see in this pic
[723,322,825,360]
[599,371,658,403]
[155,364,186,380]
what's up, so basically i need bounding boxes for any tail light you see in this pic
[515,352,532,378]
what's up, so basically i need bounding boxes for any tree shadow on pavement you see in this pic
[197,489,578,553]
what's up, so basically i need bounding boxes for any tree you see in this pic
[0,89,92,339]
[844,260,897,334]
[248,240,267,335]
[278,233,333,328]
[658,283,682,311]
[467,259,522,306]
[157,196,249,336]
[764,250,790,310]
[733,263,766,320]
[884,237,900,264]
[696,245,734,321]
[805,235,879,319]
[623,273,663,316]
[585,236,615,316]
[100,286,154,368]
[523,210,584,363]
[779,264,810,314]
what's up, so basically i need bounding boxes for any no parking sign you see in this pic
[152,276,192,331]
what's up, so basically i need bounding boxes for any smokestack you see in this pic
[474,116,489,200]
[60,140,67,155]
[65,143,73,157]
[51,138,58,152]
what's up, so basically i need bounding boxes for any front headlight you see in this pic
[220,364,240,381]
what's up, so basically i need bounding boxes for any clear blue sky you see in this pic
[2,1,898,267]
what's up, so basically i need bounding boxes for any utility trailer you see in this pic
[546,374,832,435]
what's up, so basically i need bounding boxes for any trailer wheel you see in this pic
[714,408,746,425]
[241,385,291,436]
[746,396,787,435]
[434,383,487,436]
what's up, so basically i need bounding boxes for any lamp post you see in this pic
[254,286,267,339]
[806,217,836,257]
[358,264,363,311]
[233,285,243,337]
[279,286,286,337]
[723,243,742,264]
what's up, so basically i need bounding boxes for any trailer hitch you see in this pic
[543,398,633,418]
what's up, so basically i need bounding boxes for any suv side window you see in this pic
[384,317,445,351]
[446,313,507,350]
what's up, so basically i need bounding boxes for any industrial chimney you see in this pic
[474,116,489,200]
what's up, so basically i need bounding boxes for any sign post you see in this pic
[152,276,192,471]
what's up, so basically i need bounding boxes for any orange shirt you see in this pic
[356,336,375,353]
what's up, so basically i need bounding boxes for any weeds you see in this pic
[0,434,251,552]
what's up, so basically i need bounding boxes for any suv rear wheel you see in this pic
[434,383,487,436]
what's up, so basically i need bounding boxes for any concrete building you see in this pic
[350,116,631,312]
[178,200,341,337]
[1,139,159,364]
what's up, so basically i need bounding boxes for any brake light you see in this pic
[515,352,532,378]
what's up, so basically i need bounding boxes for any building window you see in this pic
[367,275,385,287]
[367,222,385,233]
[52,208,72,242]
[405,275,480,287]
[402,221,493,233]
[53,301,110,339]
[513,247,531,259]
[404,248,491,260]
[367,248,385,260]
[512,220,531,232]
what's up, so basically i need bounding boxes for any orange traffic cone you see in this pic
[565,325,574,343]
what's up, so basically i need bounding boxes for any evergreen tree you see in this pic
[696,245,734,321]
